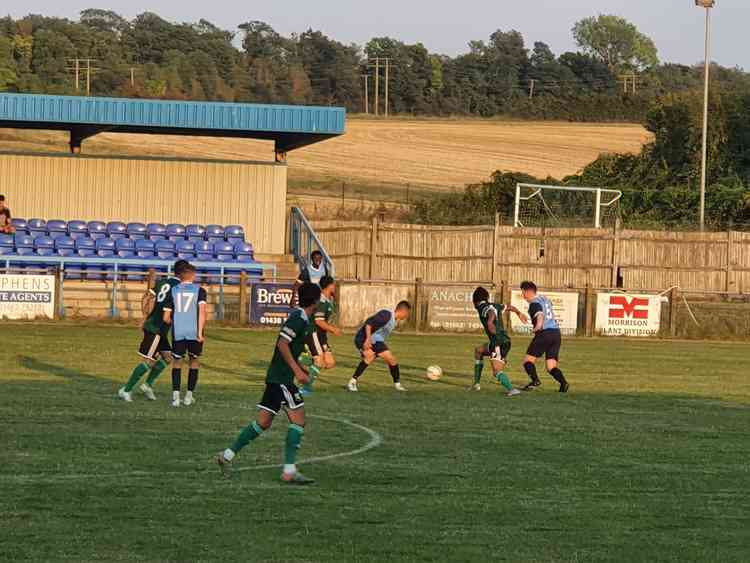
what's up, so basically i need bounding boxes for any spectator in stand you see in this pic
[0,195,14,234]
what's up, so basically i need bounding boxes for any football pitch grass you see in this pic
[2,324,749,562]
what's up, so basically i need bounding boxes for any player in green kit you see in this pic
[471,286,527,397]
[117,260,188,402]
[216,282,321,484]
[300,275,341,395]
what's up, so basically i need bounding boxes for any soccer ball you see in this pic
[426,365,443,381]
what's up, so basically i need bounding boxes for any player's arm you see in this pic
[162,291,174,325]
[277,337,309,384]
[197,288,207,342]
[485,310,498,336]
[529,303,544,332]
[315,316,342,336]
[363,323,374,350]
[504,304,529,324]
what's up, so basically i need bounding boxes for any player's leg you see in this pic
[522,333,544,391]
[378,348,406,391]
[472,344,488,390]
[171,341,187,406]
[545,333,568,392]
[119,331,159,401]
[491,338,519,396]
[322,349,336,369]
[216,387,280,477]
[183,342,203,406]
[348,346,374,392]
[140,338,172,400]
[281,390,313,484]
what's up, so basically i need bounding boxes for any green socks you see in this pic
[284,424,305,465]
[496,372,513,391]
[474,360,484,385]
[146,359,168,386]
[124,363,149,392]
[230,421,264,454]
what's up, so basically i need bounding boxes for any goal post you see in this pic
[513,183,623,229]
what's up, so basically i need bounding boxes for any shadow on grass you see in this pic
[18,355,103,384]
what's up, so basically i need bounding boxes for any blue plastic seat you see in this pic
[186,224,206,242]
[88,221,107,240]
[68,220,88,240]
[234,241,254,259]
[166,224,186,242]
[136,239,156,258]
[127,222,147,240]
[11,218,27,232]
[55,236,76,256]
[93,239,116,280]
[0,233,14,256]
[147,223,166,241]
[175,240,195,254]
[33,236,56,271]
[47,220,68,239]
[214,241,235,262]
[116,238,136,256]
[205,225,225,243]
[225,225,245,243]
[107,221,128,240]
[72,238,97,279]
[28,218,47,238]
[156,240,177,260]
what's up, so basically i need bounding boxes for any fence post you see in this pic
[111,263,119,319]
[54,267,63,320]
[369,214,379,279]
[669,287,679,338]
[585,284,594,337]
[239,271,248,325]
[218,267,225,321]
[414,277,423,333]
[146,268,156,290]
[492,213,501,285]
[610,217,621,288]
[726,228,733,294]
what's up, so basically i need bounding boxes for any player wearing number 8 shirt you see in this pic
[163,263,207,407]
[117,260,189,403]
[520,281,570,393]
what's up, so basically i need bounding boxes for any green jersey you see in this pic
[476,301,509,343]
[143,277,181,335]
[313,295,335,329]
[266,308,313,385]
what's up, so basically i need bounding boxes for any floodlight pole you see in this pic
[594,189,602,229]
[697,0,715,232]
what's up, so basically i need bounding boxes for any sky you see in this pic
[3,0,747,70]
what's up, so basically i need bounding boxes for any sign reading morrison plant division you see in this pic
[0,275,55,319]
[595,293,662,337]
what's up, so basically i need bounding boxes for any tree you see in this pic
[572,15,658,72]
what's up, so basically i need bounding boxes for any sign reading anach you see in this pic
[250,283,295,326]
[510,291,579,336]
[428,288,481,332]
[595,293,662,337]
[0,274,55,319]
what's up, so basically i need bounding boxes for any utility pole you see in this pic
[361,74,369,114]
[384,58,390,118]
[68,59,98,96]
[528,79,536,99]
[374,58,380,116]
[85,59,92,96]
[130,67,136,88]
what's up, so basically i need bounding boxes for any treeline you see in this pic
[1,10,750,121]
[410,91,750,230]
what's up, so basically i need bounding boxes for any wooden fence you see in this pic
[314,217,750,293]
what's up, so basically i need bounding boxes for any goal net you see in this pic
[513,184,622,229]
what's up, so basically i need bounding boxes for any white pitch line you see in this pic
[6,414,382,483]
[235,414,383,473]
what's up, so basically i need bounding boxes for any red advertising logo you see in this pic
[608,296,649,319]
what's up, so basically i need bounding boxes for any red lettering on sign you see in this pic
[609,296,649,319]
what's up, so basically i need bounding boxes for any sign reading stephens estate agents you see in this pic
[0,275,56,319]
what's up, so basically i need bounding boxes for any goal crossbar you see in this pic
[514,183,623,229]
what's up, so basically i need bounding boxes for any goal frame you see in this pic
[513,183,623,229]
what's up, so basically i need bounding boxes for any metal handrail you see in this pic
[289,207,335,277]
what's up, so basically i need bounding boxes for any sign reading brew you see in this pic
[595,293,662,337]
[428,288,481,332]
[510,291,579,336]
[0,274,55,319]
[250,283,295,326]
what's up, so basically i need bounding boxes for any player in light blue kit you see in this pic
[347,301,411,392]
[520,281,569,393]
[163,263,207,407]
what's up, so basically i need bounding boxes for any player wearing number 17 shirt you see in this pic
[163,263,207,407]
[118,260,189,403]
[520,281,570,393]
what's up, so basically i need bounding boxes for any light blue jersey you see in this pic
[168,283,206,341]
[371,310,396,343]
[529,295,560,331]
